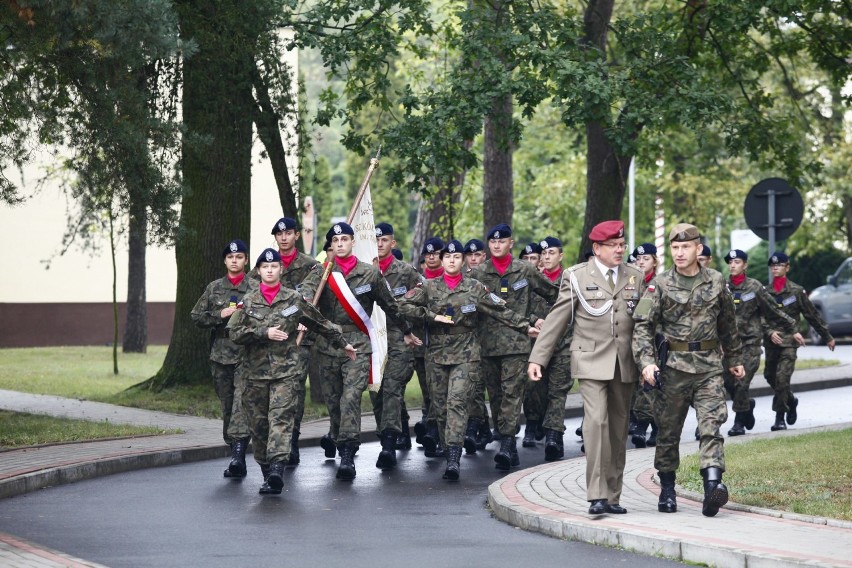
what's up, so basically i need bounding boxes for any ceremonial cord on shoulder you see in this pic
[568,270,615,336]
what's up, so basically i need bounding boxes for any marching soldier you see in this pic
[472,223,559,470]
[228,248,355,495]
[530,221,641,515]
[629,243,660,448]
[697,244,713,269]
[632,223,745,517]
[373,222,423,469]
[399,240,537,480]
[190,239,252,479]
[301,222,420,480]
[723,249,798,436]
[416,237,444,455]
[520,241,548,447]
[519,242,542,266]
[763,252,835,431]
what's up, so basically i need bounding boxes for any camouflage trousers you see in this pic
[466,363,492,429]
[431,361,475,447]
[482,354,529,436]
[292,345,311,433]
[631,383,657,424]
[243,377,299,464]
[211,361,249,444]
[373,344,415,433]
[654,369,728,473]
[541,353,574,432]
[414,356,433,422]
[723,343,761,413]
[523,372,548,422]
[763,343,798,413]
[319,351,372,446]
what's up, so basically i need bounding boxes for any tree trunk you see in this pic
[141,1,256,390]
[123,200,147,353]
[482,93,514,235]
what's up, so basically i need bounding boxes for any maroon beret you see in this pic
[588,220,625,242]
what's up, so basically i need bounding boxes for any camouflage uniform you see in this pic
[471,259,559,436]
[227,286,347,465]
[523,292,551,424]
[762,278,833,413]
[631,275,656,426]
[539,272,575,433]
[399,276,530,448]
[190,275,251,443]
[632,267,743,472]
[375,258,423,434]
[301,260,412,447]
[724,277,797,412]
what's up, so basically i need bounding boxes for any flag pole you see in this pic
[296,147,382,345]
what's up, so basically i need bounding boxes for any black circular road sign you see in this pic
[743,178,804,241]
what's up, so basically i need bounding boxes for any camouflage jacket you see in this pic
[190,275,250,365]
[248,251,320,291]
[227,286,347,381]
[764,278,833,347]
[381,258,425,341]
[471,257,559,356]
[727,276,797,346]
[398,275,529,365]
[301,259,412,353]
[632,267,743,373]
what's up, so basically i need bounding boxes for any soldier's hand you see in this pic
[434,315,454,324]
[730,365,745,379]
[344,344,357,360]
[792,332,806,346]
[828,339,836,351]
[641,364,659,386]
[221,307,237,318]
[528,363,543,382]
[266,325,288,341]
[770,331,784,345]
[527,327,540,339]
[534,318,545,329]
[404,333,423,347]
[297,323,308,333]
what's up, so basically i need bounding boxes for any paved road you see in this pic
[1,386,849,568]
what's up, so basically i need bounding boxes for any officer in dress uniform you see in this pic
[530,221,641,515]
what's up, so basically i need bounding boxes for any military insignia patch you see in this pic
[264,250,274,262]
[404,289,418,298]
[392,286,407,297]
[512,279,529,291]
[229,241,238,252]
[461,304,476,313]
[281,305,298,317]
[354,284,372,295]
[334,224,342,235]
[489,293,502,304]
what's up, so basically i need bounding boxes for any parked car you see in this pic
[807,257,852,344]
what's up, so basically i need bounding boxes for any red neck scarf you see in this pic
[334,254,358,276]
[644,271,654,284]
[378,255,394,275]
[543,267,562,282]
[443,272,463,290]
[227,272,245,287]
[730,273,746,287]
[424,266,444,279]
[260,282,280,305]
[772,276,787,293]
[280,249,298,268]
[491,254,513,275]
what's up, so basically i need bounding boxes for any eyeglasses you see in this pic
[598,241,626,250]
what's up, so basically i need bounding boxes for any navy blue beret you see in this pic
[329,222,355,237]
[222,238,248,258]
[486,224,512,240]
[443,240,464,255]
[540,236,562,250]
[255,248,281,267]
[375,222,394,237]
[635,243,657,256]
[271,217,298,235]
[768,252,789,265]
[725,249,748,263]
[521,242,542,257]
[391,248,403,261]
[463,239,484,254]
[422,237,444,255]
[699,244,712,257]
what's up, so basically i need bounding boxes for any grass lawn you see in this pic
[0,346,425,421]
[677,428,852,521]
[0,410,177,449]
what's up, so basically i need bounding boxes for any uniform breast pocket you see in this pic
[247,306,270,321]
[663,291,690,320]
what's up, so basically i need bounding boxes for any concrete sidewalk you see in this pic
[0,363,850,567]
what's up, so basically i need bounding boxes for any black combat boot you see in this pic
[786,396,798,425]
[544,429,564,462]
[422,422,440,457]
[535,421,545,441]
[694,426,700,440]
[376,429,398,471]
[494,436,514,470]
[727,415,746,437]
[259,462,285,495]
[701,467,729,517]
[743,399,756,430]
[509,435,520,467]
[657,471,677,513]
[463,418,481,455]
[522,419,539,448]
[224,438,249,478]
[320,433,337,458]
[443,446,463,480]
[575,420,583,438]
[413,419,428,446]
[287,430,300,467]
[628,413,638,436]
[396,420,412,450]
[336,444,357,480]
[631,421,649,448]
[770,410,787,431]
[475,420,493,450]
[647,421,658,447]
